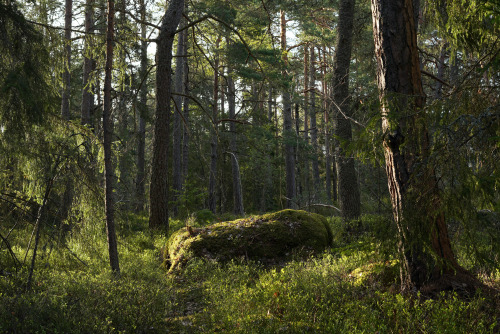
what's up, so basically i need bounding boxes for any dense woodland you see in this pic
[1,0,500,332]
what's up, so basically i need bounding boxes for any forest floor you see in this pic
[1,212,499,333]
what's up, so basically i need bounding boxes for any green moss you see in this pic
[164,210,332,272]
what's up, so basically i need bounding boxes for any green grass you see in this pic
[0,213,498,333]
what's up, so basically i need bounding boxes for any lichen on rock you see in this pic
[163,209,332,272]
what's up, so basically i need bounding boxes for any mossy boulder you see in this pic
[164,209,332,272]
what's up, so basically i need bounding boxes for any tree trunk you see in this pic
[117,1,131,211]
[371,0,467,293]
[333,0,360,220]
[182,27,190,188]
[281,10,297,209]
[81,0,95,127]
[135,0,147,213]
[149,0,184,230]
[172,18,186,217]
[208,35,221,214]
[228,73,244,216]
[322,47,333,202]
[182,29,190,186]
[303,46,310,205]
[103,0,120,274]
[61,0,72,121]
[310,46,321,194]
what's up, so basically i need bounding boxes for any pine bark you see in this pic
[281,10,297,209]
[149,0,185,230]
[322,47,333,202]
[182,27,190,187]
[371,0,463,293]
[309,47,321,193]
[61,0,72,120]
[81,0,95,127]
[172,19,186,217]
[103,0,120,274]
[333,0,360,220]
[135,0,147,213]
[182,33,190,186]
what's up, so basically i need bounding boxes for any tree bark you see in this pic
[303,47,311,206]
[103,0,120,274]
[333,0,360,220]
[281,10,297,209]
[149,0,184,230]
[310,46,321,194]
[322,47,333,202]
[228,73,244,216]
[182,29,190,186]
[172,18,186,217]
[135,0,147,213]
[61,0,72,121]
[371,0,461,293]
[81,0,95,127]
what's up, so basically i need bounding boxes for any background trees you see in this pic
[0,0,498,295]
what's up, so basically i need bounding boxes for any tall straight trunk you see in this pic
[135,0,147,213]
[281,10,296,209]
[228,73,244,215]
[309,46,321,193]
[61,0,72,120]
[333,0,360,220]
[60,0,74,227]
[117,0,130,210]
[208,36,221,214]
[182,27,190,186]
[303,46,310,205]
[103,0,120,274]
[172,19,186,217]
[322,46,333,202]
[81,0,95,127]
[295,102,302,204]
[371,0,464,293]
[149,0,185,230]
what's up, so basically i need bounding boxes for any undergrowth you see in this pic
[0,213,498,333]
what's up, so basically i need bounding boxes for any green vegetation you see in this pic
[1,212,498,333]
[164,210,332,271]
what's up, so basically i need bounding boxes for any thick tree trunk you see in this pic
[371,0,463,293]
[81,0,95,127]
[182,32,190,186]
[208,36,221,214]
[103,0,120,274]
[333,0,360,220]
[182,28,190,188]
[228,74,244,216]
[61,0,72,120]
[135,0,147,213]
[322,47,333,202]
[172,19,186,217]
[149,0,184,230]
[281,10,297,209]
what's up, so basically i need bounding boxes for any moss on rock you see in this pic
[164,210,332,272]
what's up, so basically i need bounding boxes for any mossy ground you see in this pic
[1,212,498,333]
